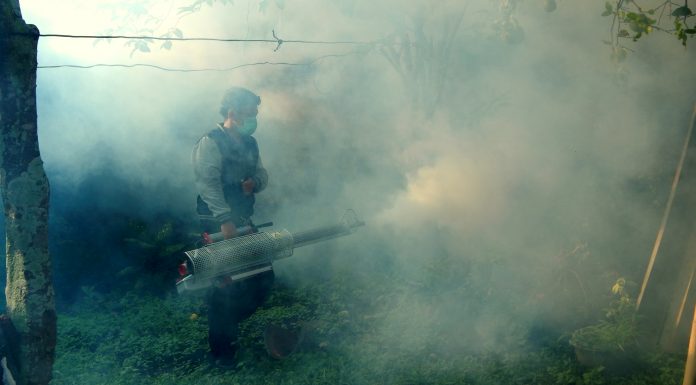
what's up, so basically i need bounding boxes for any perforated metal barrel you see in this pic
[185,230,294,280]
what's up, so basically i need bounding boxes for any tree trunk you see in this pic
[0,1,56,385]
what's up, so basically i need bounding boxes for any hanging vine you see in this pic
[603,0,694,50]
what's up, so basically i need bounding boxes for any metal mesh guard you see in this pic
[185,230,294,280]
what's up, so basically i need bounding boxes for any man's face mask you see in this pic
[237,117,257,136]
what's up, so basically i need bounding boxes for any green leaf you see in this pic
[617,29,630,37]
[173,28,183,38]
[625,12,638,21]
[672,6,693,17]
[686,28,696,34]
[605,1,613,12]
[602,10,612,16]
[161,40,173,50]
[629,21,643,32]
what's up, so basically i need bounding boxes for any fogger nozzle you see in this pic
[176,211,365,294]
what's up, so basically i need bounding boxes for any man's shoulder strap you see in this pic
[206,128,233,155]
[206,127,226,142]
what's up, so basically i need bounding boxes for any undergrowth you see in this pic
[50,268,685,385]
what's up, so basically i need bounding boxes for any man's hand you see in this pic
[241,178,256,196]
[220,221,238,240]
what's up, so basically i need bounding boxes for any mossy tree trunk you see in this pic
[0,1,56,385]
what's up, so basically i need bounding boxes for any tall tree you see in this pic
[0,1,56,385]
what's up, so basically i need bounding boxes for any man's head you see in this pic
[220,87,261,136]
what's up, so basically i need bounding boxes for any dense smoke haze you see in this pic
[10,0,696,371]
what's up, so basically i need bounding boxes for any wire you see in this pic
[13,32,380,46]
[37,52,364,72]
[39,62,298,72]
[10,29,383,72]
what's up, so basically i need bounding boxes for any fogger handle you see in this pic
[203,221,274,244]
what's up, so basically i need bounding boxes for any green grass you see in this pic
[51,272,686,385]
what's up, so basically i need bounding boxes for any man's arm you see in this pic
[252,156,268,193]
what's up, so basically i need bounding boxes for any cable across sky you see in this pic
[39,33,378,45]
[13,31,385,46]
[9,29,394,72]
[36,52,366,72]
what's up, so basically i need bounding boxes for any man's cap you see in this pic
[220,87,261,117]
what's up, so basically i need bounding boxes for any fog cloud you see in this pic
[20,0,696,358]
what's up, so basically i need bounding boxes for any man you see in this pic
[192,87,274,366]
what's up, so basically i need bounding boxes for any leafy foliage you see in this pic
[569,277,644,376]
[53,290,208,384]
[100,0,280,54]
[493,0,693,64]
[602,0,695,49]
[50,265,686,385]
[117,218,197,295]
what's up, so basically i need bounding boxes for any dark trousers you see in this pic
[199,216,274,359]
[207,271,274,358]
